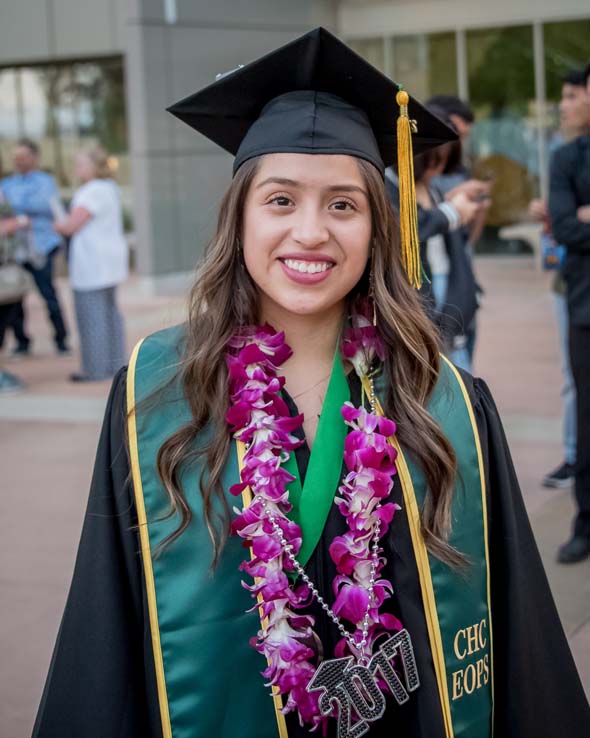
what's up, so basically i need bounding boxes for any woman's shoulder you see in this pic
[133,323,187,362]
[108,326,186,422]
[129,324,188,400]
[438,359,498,416]
[450,364,501,429]
[75,178,118,202]
[72,178,103,206]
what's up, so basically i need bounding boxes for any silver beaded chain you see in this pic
[261,498,381,666]
[258,372,383,667]
[368,374,377,413]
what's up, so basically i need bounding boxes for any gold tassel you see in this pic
[396,88,421,289]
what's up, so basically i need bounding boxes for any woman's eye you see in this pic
[330,199,355,211]
[269,196,293,207]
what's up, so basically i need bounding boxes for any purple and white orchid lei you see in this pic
[226,313,402,730]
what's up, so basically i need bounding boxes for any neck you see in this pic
[261,301,344,366]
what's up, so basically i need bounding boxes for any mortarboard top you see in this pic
[167,27,456,176]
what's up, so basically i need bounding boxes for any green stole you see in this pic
[127,325,493,738]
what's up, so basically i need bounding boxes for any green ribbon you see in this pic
[283,350,350,568]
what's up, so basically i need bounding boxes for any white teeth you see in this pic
[283,259,332,274]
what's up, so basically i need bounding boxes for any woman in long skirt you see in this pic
[55,148,128,381]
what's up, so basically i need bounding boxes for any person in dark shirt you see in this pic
[530,68,589,490]
[549,63,590,563]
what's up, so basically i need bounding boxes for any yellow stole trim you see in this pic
[127,339,173,738]
[440,356,495,732]
[237,440,290,738]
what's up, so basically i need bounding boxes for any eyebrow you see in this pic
[255,176,368,196]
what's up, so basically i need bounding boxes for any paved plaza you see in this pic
[1,256,588,736]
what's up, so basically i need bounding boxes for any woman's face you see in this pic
[74,154,95,183]
[242,153,372,321]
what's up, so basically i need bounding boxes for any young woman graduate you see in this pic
[33,28,589,738]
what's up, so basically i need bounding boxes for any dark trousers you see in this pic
[569,323,590,538]
[0,302,19,343]
[12,248,67,349]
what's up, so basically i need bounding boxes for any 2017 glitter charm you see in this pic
[307,629,420,738]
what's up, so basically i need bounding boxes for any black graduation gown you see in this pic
[32,368,589,738]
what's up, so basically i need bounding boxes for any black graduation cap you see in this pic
[167,27,456,176]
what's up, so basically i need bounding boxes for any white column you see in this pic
[163,0,177,25]
[533,21,548,201]
[456,28,469,101]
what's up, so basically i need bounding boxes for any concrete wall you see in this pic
[338,0,590,37]
[126,0,337,284]
[0,0,125,65]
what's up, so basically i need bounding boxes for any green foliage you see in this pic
[428,33,459,97]
[122,207,133,234]
[544,20,590,101]
[467,26,535,115]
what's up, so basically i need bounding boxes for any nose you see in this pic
[291,204,329,248]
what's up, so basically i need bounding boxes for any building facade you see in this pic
[0,1,588,284]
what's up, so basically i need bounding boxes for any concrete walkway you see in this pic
[1,256,588,737]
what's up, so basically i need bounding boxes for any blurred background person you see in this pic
[427,95,474,175]
[0,155,31,393]
[0,139,69,355]
[0,240,28,393]
[428,96,488,366]
[0,154,30,358]
[413,142,486,372]
[549,63,590,563]
[386,109,488,371]
[527,67,590,490]
[529,198,577,490]
[558,67,590,140]
[54,148,128,382]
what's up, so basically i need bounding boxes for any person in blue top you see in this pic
[1,138,69,354]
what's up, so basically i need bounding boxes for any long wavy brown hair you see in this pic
[156,155,462,567]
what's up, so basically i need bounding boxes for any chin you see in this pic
[267,289,345,318]
[277,299,334,316]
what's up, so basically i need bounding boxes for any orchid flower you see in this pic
[226,319,402,729]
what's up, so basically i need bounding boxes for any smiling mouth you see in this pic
[280,258,335,274]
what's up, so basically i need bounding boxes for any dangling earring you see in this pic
[368,248,378,412]
[369,247,377,328]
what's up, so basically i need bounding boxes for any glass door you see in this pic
[466,25,537,250]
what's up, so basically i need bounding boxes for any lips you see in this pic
[278,254,336,285]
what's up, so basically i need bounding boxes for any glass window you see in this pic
[73,60,129,185]
[347,33,458,99]
[543,19,590,150]
[19,68,50,142]
[466,25,537,248]
[544,19,590,101]
[348,38,386,74]
[31,65,78,185]
[391,33,458,100]
[74,61,127,152]
[0,57,128,187]
[0,69,20,174]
